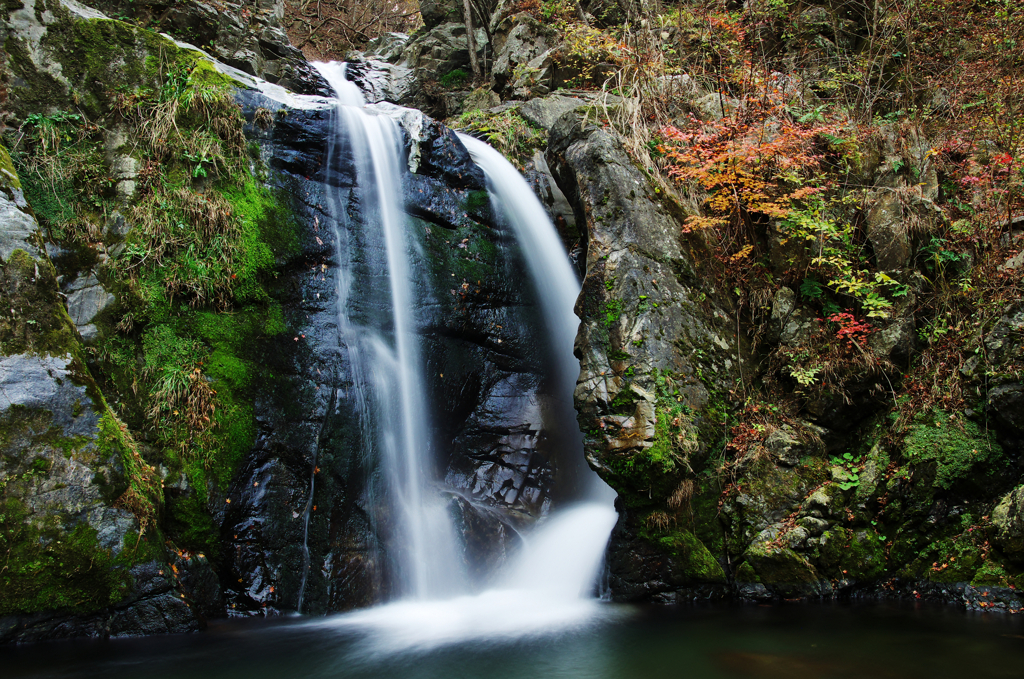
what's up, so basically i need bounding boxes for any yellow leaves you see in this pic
[829,275,873,296]
[730,244,754,262]
[682,215,727,233]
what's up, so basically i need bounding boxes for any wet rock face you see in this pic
[212,89,378,617]
[343,55,416,105]
[216,76,565,617]
[445,493,523,585]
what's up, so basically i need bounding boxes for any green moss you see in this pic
[421,218,501,288]
[193,310,262,489]
[10,8,242,120]
[734,560,760,582]
[452,108,546,169]
[97,410,161,523]
[0,143,20,190]
[898,516,987,583]
[0,249,83,358]
[221,177,298,303]
[604,299,624,327]
[817,527,886,579]
[3,33,69,119]
[744,456,806,510]
[972,560,1008,586]
[128,310,266,494]
[608,386,638,414]
[0,497,131,616]
[903,410,1003,490]
[642,527,726,583]
[465,189,490,213]
[439,69,469,89]
[262,302,288,336]
[165,491,219,558]
[607,408,683,507]
[143,324,203,372]
[118,175,294,314]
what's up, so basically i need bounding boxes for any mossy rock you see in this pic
[903,410,1003,491]
[6,3,241,120]
[898,528,985,583]
[992,484,1024,563]
[0,249,84,359]
[734,560,760,583]
[0,498,130,616]
[643,527,727,584]
[817,527,886,580]
[970,558,1024,589]
[0,143,20,191]
[745,542,821,593]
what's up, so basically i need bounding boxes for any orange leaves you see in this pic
[657,104,843,253]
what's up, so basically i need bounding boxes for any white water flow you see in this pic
[316,62,462,599]
[456,135,581,386]
[458,133,617,504]
[312,63,618,650]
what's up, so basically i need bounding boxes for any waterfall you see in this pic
[457,134,616,502]
[315,62,463,600]
[310,62,617,648]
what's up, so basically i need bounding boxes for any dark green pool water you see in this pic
[3,602,1022,679]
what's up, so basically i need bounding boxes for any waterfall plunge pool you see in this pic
[3,602,1021,679]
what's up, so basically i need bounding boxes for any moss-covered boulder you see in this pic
[817,527,887,580]
[993,485,1024,564]
[745,539,826,598]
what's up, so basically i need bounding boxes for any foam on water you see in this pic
[307,503,620,653]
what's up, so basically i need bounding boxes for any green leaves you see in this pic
[831,451,861,491]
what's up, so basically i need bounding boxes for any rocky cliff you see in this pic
[0,0,570,641]
[405,0,1024,612]
[3,0,1024,643]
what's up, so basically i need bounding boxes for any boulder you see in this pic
[744,537,828,598]
[992,485,1024,563]
[491,16,558,94]
[865,191,910,271]
[518,94,586,132]
[767,286,817,347]
[419,0,463,29]
[396,21,488,113]
[64,272,115,342]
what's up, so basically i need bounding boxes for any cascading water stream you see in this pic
[309,63,618,650]
[315,62,462,601]
[457,134,616,503]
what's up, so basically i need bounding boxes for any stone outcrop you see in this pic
[0,141,209,642]
[546,108,741,600]
[993,485,1024,563]
[87,0,329,94]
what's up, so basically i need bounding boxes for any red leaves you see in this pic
[827,312,874,347]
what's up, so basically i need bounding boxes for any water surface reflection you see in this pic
[3,602,1022,679]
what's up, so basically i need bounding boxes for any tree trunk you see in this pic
[463,0,482,85]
